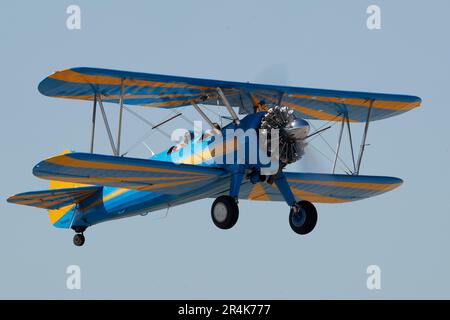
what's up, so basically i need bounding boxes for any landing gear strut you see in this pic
[73,233,85,247]
[289,200,317,235]
[211,195,239,230]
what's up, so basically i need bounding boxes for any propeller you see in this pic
[259,105,310,166]
[253,66,330,173]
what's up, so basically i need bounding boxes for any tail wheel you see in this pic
[289,200,317,235]
[211,195,239,230]
[73,233,85,247]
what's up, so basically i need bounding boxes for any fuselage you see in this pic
[71,113,266,228]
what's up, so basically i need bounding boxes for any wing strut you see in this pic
[217,87,240,125]
[98,95,118,155]
[345,114,357,173]
[116,78,125,156]
[191,101,221,134]
[90,94,97,153]
[355,100,374,174]
[332,115,346,174]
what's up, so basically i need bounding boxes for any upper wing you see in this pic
[32,152,226,195]
[237,172,403,203]
[7,186,101,210]
[38,67,421,122]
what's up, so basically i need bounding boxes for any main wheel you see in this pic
[73,233,85,247]
[211,195,239,230]
[289,200,317,235]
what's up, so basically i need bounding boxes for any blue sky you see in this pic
[0,0,449,298]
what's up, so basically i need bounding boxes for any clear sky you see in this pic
[0,0,449,298]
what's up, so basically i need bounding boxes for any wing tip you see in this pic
[6,195,16,204]
[395,177,404,187]
[32,160,48,179]
[37,77,51,96]
[32,150,75,179]
[410,95,422,108]
[391,177,403,189]
[371,176,403,189]
[38,67,86,97]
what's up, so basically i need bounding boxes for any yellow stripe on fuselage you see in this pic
[176,138,237,165]
[81,188,129,212]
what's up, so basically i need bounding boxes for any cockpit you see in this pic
[167,123,221,155]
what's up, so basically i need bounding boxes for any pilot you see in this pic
[167,131,196,154]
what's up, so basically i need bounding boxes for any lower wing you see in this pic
[32,152,225,195]
[238,172,403,203]
[30,152,402,204]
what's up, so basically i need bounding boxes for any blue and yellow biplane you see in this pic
[7,68,421,246]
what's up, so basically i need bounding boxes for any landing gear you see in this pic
[289,200,317,235]
[211,195,239,230]
[73,233,85,247]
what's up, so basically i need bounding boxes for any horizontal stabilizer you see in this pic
[32,152,225,194]
[7,186,101,210]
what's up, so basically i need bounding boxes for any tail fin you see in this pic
[48,205,76,228]
[46,149,90,228]
[48,179,92,228]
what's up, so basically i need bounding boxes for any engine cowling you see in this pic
[259,106,310,166]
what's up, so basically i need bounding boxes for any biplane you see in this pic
[7,67,421,246]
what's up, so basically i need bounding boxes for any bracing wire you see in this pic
[307,143,349,174]
[308,118,353,173]
[121,106,173,156]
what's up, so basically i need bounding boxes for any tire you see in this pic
[211,195,239,230]
[73,233,85,247]
[289,200,317,235]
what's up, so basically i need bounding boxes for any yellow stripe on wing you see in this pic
[37,174,210,190]
[248,183,270,201]
[49,69,214,91]
[51,93,210,101]
[257,93,347,122]
[291,187,347,203]
[45,155,212,176]
[288,179,402,191]
[289,94,421,111]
